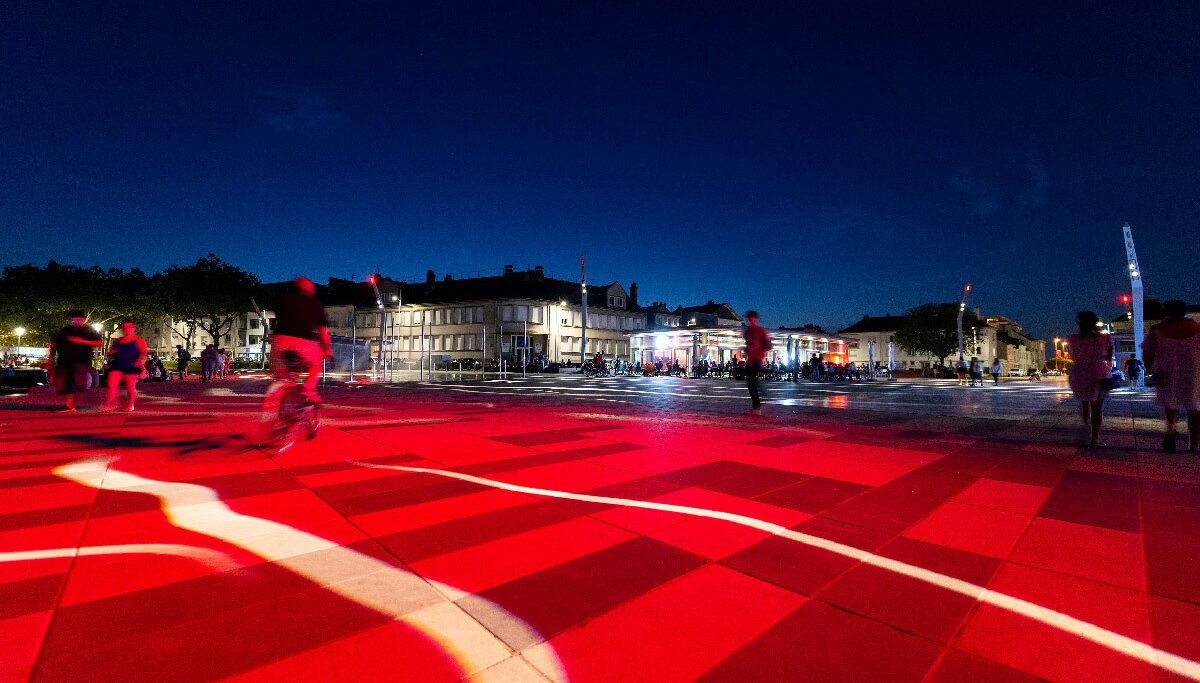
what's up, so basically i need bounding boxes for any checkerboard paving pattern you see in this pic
[2,383,1199,682]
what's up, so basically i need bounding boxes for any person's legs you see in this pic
[102,370,122,410]
[1089,398,1105,445]
[993,372,999,385]
[1163,408,1180,451]
[1186,410,1200,452]
[745,363,761,414]
[55,362,80,412]
[123,373,138,411]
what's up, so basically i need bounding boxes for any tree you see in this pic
[893,302,984,365]
[157,255,260,351]
[0,262,160,347]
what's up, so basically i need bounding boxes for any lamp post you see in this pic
[14,326,25,360]
[1053,337,1061,358]
[957,284,971,362]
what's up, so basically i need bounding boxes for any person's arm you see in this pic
[135,338,149,367]
[65,335,103,347]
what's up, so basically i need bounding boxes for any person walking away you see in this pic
[175,344,191,379]
[1068,311,1114,447]
[219,349,230,378]
[267,276,333,406]
[1141,300,1200,453]
[102,320,148,412]
[991,357,1003,385]
[1124,353,1144,389]
[969,356,983,387]
[742,310,773,416]
[200,344,218,382]
[956,358,968,385]
[49,310,103,413]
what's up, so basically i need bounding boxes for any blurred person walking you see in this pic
[102,320,147,412]
[1067,311,1113,446]
[991,357,1003,385]
[200,344,218,382]
[49,310,103,413]
[1141,300,1200,452]
[175,344,191,379]
[742,310,772,416]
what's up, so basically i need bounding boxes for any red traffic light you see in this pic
[1120,295,1131,303]
[368,275,376,285]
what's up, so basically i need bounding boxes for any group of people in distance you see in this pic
[33,291,1200,455]
[42,278,334,415]
[1068,301,1200,451]
[46,311,146,413]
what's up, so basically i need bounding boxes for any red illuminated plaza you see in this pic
[2,375,1198,682]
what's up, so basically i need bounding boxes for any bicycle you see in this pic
[261,350,320,455]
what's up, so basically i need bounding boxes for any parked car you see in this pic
[1007,369,1023,376]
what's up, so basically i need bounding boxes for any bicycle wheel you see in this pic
[305,403,320,439]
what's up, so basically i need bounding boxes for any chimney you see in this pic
[426,270,435,284]
[629,282,638,306]
[533,265,544,281]
[503,264,514,276]
[443,273,453,281]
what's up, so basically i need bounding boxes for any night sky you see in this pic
[3,3,1198,340]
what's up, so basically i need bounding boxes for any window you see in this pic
[474,306,484,321]
[250,319,260,329]
[531,306,543,323]
[517,305,528,322]
[501,305,513,321]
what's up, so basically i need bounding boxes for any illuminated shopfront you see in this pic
[626,328,854,367]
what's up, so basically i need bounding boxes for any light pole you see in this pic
[957,284,971,362]
[14,326,25,360]
[1053,337,1061,357]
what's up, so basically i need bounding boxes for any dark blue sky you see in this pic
[3,3,1198,339]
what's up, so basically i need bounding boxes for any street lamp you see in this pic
[14,326,25,359]
[91,323,103,333]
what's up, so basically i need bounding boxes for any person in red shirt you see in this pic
[743,310,773,416]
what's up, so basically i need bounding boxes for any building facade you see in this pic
[322,266,647,368]
[627,327,853,367]
[840,311,1046,373]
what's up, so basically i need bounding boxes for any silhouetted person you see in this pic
[1068,311,1113,447]
[50,310,103,413]
[1142,300,1200,452]
[743,310,772,416]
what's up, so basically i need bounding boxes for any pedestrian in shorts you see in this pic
[49,310,103,413]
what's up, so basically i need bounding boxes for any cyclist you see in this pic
[267,277,333,405]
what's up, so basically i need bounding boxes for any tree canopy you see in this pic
[157,254,261,350]
[893,302,984,364]
[0,262,161,346]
